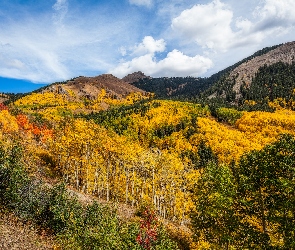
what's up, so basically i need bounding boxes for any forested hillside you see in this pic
[0,77,294,249]
[200,42,295,108]
[0,42,295,249]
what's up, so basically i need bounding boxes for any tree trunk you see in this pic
[259,186,267,234]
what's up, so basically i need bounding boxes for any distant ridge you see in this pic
[6,41,295,107]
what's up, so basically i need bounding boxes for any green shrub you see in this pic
[215,107,243,125]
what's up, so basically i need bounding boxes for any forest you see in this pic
[0,78,294,250]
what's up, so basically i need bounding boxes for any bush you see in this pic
[215,107,243,125]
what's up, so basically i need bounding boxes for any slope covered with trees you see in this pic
[129,42,295,113]
[0,83,293,248]
[0,41,295,249]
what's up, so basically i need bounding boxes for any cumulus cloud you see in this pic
[256,0,295,21]
[171,0,295,52]
[133,36,166,55]
[172,0,235,51]
[254,0,295,33]
[129,0,153,8]
[109,36,213,78]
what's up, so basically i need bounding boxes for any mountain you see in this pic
[128,43,281,99]
[129,42,295,107]
[43,74,146,100]
[204,41,295,105]
[130,76,212,99]
[4,74,148,106]
[121,71,151,84]
[7,41,295,109]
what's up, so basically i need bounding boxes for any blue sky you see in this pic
[0,0,294,93]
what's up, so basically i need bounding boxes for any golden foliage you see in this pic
[0,110,19,134]
[10,92,295,226]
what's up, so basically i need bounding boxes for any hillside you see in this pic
[130,76,212,99]
[44,74,146,100]
[129,42,295,109]
[230,41,295,96]
[12,74,150,119]
[1,92,295,248]
[0,41,295,249]
[203,41,295,105]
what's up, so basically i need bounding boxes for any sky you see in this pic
[0,0,294,93]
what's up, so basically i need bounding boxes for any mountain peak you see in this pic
[122,71,151,84]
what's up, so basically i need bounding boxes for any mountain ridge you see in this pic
[128,42,286,99]
[121,71,151,84]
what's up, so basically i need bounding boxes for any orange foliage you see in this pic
[16,114,53,141]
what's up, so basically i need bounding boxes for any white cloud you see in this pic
[133,36,166,55]
[256,0,295,22]
[109,36,213,78]
[129,0,153,8]
[172,0,235,51]
[254,0,295,33]
[155,50,213,77]
[171,0,295,52]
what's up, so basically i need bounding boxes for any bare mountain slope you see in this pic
[230,41,295,96]
[202,41,295,103]
[45,74,146,100]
